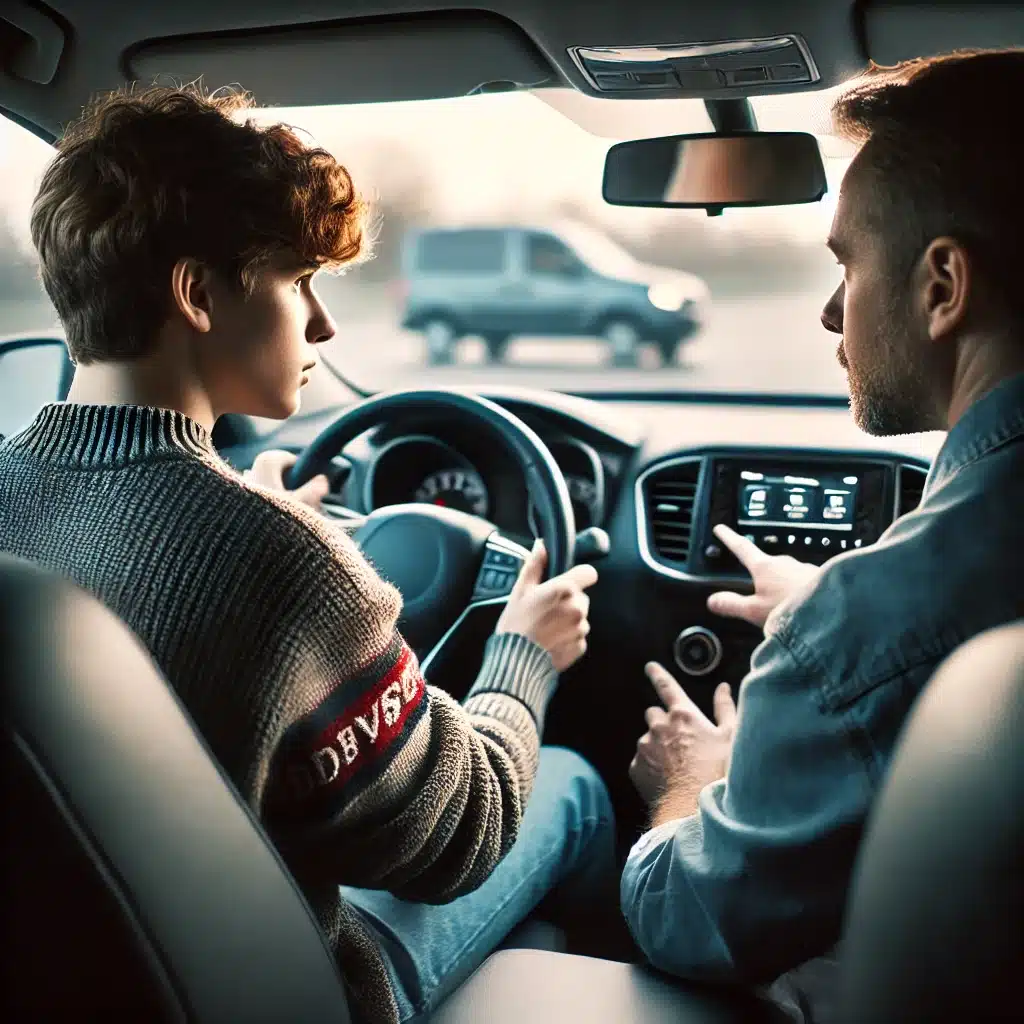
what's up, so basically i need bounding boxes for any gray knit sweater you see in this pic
[0,402,560,1023]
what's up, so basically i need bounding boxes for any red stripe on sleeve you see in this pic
[280,642,426,803]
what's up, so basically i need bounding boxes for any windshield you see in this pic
[261,87,853,397]
[0,86,852,398]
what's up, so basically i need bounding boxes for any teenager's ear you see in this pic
[170,258,214,333]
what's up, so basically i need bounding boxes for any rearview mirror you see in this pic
[602,131,827,212]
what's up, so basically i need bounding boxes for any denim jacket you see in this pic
[620,373,1024,1019]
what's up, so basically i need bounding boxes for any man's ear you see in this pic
[170,258,214,333]
[918,237,971,343]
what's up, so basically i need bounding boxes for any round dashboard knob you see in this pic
[673,626,724,677]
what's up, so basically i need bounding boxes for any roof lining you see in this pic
[9,1,1023,141]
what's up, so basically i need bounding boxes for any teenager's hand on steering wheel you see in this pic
[244,450,330,512]
[496,540,598,673]
[706,524,820,631]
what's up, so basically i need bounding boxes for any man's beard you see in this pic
[840,324,933,436]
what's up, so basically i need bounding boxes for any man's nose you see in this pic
[821,282,844,335]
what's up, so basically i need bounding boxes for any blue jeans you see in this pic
[341,746,618,1021]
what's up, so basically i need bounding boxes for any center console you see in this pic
[693,453,896,576]
[636,448,913,679]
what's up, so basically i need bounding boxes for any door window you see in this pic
[0,342,67,437]
[526,234,584,278]
[417,231,506,273]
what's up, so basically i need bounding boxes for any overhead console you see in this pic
[569,35,820,98]
[637,449,929,583]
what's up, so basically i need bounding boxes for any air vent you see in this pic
[643,459,702,564]
[896,464,927,517]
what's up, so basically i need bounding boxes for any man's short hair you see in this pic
[832,49,1024,324]
[31,83,369,363]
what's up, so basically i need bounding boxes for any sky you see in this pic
[1,83,854,258]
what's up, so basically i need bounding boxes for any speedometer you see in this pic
[415,468,489,516]
[529,473,598,534]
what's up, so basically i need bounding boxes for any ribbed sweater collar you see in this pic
[9,403,215,467]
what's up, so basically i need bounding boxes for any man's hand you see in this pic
[243,450,330,513]
[629,662,737,812]
[496,541,598,673]
[707,524,819,631]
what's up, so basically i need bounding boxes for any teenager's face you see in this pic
[201,254,337,419]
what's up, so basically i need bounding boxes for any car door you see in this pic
[511,231,588,337]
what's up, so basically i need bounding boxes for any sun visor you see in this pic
[126,11,556,106]
[862,3,1024,65]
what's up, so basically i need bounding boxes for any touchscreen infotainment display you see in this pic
[737,468,858,532]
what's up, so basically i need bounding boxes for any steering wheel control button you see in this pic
[482,546,523,572]
[474,568,516,599]
[673,627,724,677]
[475,538,530,600]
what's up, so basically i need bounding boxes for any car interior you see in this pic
[1,1,1022,1021]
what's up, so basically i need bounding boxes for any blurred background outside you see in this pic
[0,85,853,396]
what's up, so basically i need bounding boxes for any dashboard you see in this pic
[283,393,938,578]
[637,449,928,584]
[219,389,942,837]
[361,432,607,541]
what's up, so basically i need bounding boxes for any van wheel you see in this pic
[603,319,641,367]
[424,319,457,365]
[484,334,511,363]
[659,319,699,366]
[657,338,680,367]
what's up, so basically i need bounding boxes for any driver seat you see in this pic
[2,555,1021,1022]
[0,555,353,1022]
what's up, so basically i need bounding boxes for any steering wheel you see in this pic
[287,389,576,660]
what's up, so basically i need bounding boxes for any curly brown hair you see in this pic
[30,83,369,363]
[831,49,1024,323]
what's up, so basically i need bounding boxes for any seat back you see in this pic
[4,553,1020,1022]
[840,621,1024,1023]
[0,555,352,1023]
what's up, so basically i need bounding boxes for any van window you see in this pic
[416,231,505,274]
[526,234,584,278]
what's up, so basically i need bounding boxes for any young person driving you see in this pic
[0,86,617,1023]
